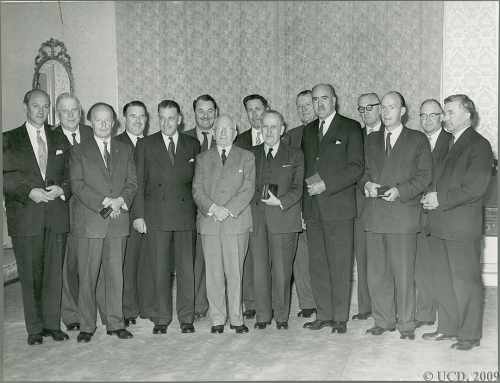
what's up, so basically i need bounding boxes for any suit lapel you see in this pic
[89,138,109,179]
[321,114,339,146]
[373,132,385,173]
[20,124,45,180]
[152,132,172,169]
[388,126,408,161]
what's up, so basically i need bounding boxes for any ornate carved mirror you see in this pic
[32,38,74,126]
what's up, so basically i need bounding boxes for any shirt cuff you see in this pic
[208,203,216,216]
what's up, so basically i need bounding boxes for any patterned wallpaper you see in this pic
[442,1,498,158]
[116,1,443,134]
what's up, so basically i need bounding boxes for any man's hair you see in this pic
[158,99,181,114]
[296,89,312,99]
[312,83,337,99]
[193,94,218,112]
[123,100,148,116]
[420,98,443,113]
[385,90,406,108]
[86,102,116,122]
[262,109,286,128]
[55,92,81,110]
[358,92,380,104]
[23,88,50,105]
[444,94,478,128]
[242,94,269,110]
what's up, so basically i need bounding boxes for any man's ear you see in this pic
[400,106,407,118]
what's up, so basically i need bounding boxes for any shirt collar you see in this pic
[385,123,403,136]
[126,130,143,146]
[162,130,179,144]
[320,111,336,133]
[426,127,442,140]
[264,141,280,157]
[365,121,382,135]
[26,120,45,133]
[94,135,111,145]
[217,144,232,156]
[452,125,470,142]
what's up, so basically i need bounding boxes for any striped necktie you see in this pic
[36,129,47,178]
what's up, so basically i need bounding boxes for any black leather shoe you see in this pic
[297,308,316,318]
[211,325,224,334]
[230,324,249,333]
[415,320,435,328]
[77,332,92,343]
[422,331,456,341]
[365,326,396,335]
[303,319,333,330]
[332,321,347,334]
[27,334,43,345]
[276,321,288,330]
[107,329,133,339]
[451,339,480,350]
[352,312,371,320]
[124,317,137,327]
[243,309,256,319]
[66,322,80,331]
[153,324,168,334]
[400,330,415,340]
[181,323,195,333]
[42,328,69,341]
[254,321,270,329]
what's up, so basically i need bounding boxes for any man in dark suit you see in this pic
[184,94,218,320]
[235,94,270,319]
[362,91,432,340]
[282,89,316,318]
[52,93,94,332]
[115,100,149,327]
[4,89,71,345]
[352,92,383,321]
[414,99,452,329]
[301,83,364,334]
[193,114,255,334]
[249,110,304,329]
[423,94,493,350]
[133,100,200,334]
[70,102,137,342]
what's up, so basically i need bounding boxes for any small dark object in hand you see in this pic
[99,206,113,219]
[377,185,391,197]
[262,184,278,199]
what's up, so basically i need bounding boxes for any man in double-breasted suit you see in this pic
[115,100,150,327]
[249,110,304,329]
[193,114,255,334]
[70,102,137,343]
[184,94,218,320]
[54,92,94,332]
[362,91,432,340]
[423,94,493,350]
[301,83,364,334]
[3,89,71,345]
[414,99,452,328]
[133,100,200,334]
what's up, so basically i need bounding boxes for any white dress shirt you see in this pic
[384,124,403,150]
[251,129,263,146]
[451,125,469,144]
[94,136,112,167]
[217,144,232,158]
[196,128,214,149]
[161,131,179,153]
[319,111,336,136]
[426,128,442,151]
[366,121,382,136]
[61,126,81,145]
[26,121,47,173]
[264,142,280,158]
[126,131,143,147]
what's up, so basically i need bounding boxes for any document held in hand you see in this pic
[305,172,323,186]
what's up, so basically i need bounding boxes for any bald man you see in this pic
[69,102,137,343]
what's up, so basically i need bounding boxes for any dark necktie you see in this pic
[221,148,227,165]
[448,135,455,151]
[318,120,325,142]
[385,132,392,158]
[103,141,111,175]
[201,131,209,152]
[72,132,77,146]
[267,147,273,161]
[168,137,175,165]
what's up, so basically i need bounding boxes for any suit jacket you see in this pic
[234,129,253,150]
[282,125,305,149]
[361,127,432,234]
[250,143,304,234]
[3,123,71,236]
[69,137,137,238]
[54,124,93,146]
[427,127,493,240]
[429,129,453,189]
[115,131,134,147]
[301,114,364,221]
[193,145,255,235]
[132,132,200,231]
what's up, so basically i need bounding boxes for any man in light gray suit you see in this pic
[193,114,255,334]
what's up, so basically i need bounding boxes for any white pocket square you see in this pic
[56,149,64,155]
[282,164,292,168]
[335,140,342,144]
[238,169,243,173]
[188,158,195,163]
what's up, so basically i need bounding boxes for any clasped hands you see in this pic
[102,196,126,219]
[420,191,439,210]
[29,185,64,203]
[364,182,400,202]
[210,205,232,222]
[261,190,282,207]
[307,180,326,196]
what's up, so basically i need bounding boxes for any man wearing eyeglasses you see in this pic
[414,99,452,331]
[352,92,383,322]
[362,91,432,341]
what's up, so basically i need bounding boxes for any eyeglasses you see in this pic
[358,103,380,113]
[419,113,441,120]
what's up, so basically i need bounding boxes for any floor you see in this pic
[3,278,498,381]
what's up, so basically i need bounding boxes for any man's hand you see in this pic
[381,187,400,202]
[29,188,52,203]
[213,205,230,222]
[261,190,282,207]
[133,218,148,233]
[45,184,64,200]
[103,196,125,212]
[422,191,439,210]
[110,210,121,219]
[307,180,326,196]
[364,182,381,198]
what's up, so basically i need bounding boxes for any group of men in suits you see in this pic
[3,84,492,351]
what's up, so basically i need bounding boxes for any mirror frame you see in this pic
[32,38,74,92]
